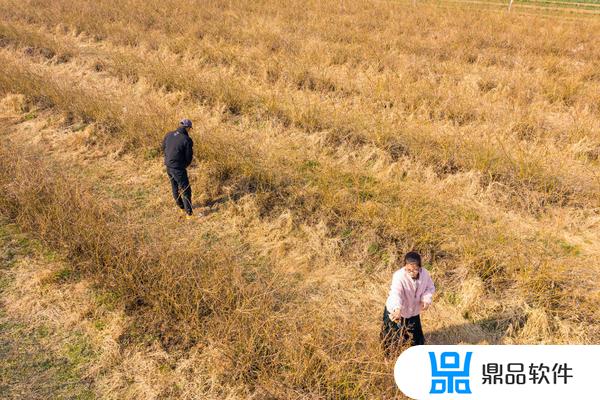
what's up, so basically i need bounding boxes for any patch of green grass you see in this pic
[0,224,97,398]
[423,261,436,272]
[132,187,150,201]
[0,222,14,239]
[201,231,219,245]
[558,240,581,256]
[143,147,160,160]
[15,235,31,249]
[40,265,81,286]
[52,267,74,283]
[42,248,61,262]
[358,190,374,202]
[444,290,458,306]
[93,320,107,331]
[0,223,30,271]
[21,111,37,121]
[94,290,119,311]
[64,335,95,366]
[380,251,391,264]
[0,320,96,399]
[158,363,172,374]
[0,249,16,269]
[340,228,353,239]
[35,325,51,338]
[0,275,10,292]
[301,159,319,171]
[367,242,381,256]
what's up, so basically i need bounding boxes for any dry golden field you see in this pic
[0,1,599,398]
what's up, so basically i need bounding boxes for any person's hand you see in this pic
[421,302,430,311]
[390,308,401,322]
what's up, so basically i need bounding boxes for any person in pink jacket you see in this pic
[380,251,435,357]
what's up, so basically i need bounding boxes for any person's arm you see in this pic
[386,272,403,321]
[185,138,194,167]
[161,134,167,154]
[420,270,435,310]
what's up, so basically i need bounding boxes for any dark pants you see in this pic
[166,167,193,215]
[380,307,425,358]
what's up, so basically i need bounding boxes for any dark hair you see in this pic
[404,251,422,267]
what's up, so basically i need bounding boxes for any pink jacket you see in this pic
[385,266,435,318]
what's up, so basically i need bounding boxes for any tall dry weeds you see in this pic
[0,0,599,397]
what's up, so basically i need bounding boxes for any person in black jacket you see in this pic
[162,119,194,217]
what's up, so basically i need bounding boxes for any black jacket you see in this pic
[162,127,193,169]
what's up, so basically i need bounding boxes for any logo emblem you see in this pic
[429,351,473,394]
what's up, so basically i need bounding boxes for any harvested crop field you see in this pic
[0,1,599,398]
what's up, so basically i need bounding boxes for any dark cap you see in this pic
[179,118,193,128]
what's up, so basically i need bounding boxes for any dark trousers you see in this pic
[380,307,425,358]
[166,167,193,215]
